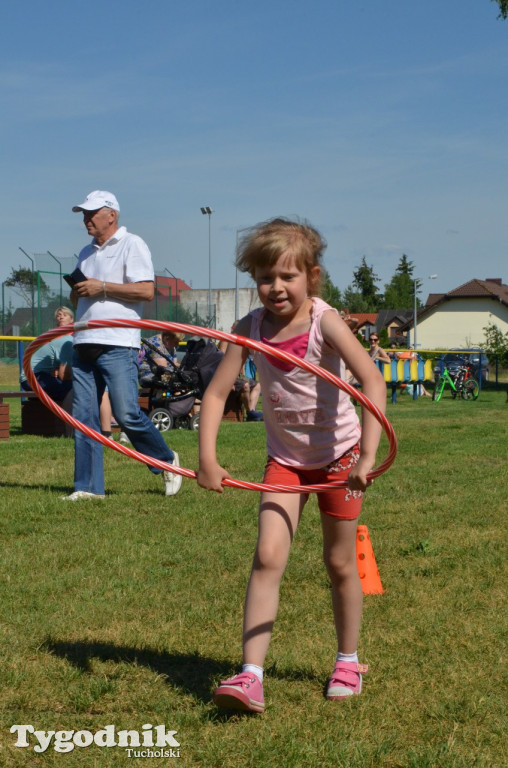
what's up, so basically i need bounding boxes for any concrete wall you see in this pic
[417,298,508,349]
[179,288,262,332]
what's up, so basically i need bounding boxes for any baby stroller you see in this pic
[139,337,223,431]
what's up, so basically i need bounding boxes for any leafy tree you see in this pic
[382,254,418,309]
[5,266,51,307]
[321,268,342,311]
[493,0,508,19]
[346,257,382,311]
[342,285,371,313]
[480,323,508,366]
[379,328,390,348]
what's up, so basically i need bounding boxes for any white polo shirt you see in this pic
[73,226,154,348]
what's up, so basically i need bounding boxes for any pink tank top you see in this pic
[260,332,309,372]
[250,297,361,469]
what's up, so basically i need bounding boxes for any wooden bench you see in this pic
[21,397,68,437]
[0,390,70,439]
[0,384,246,441]
[0,391,38,441]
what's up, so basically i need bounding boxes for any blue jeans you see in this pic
[72,346,174,495]
[21,373,72,400]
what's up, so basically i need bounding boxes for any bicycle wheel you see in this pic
[462,379,479,401]
[433,378,444,402]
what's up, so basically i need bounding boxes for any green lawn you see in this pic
[0,372,506,767]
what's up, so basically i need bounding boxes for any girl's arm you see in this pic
[197,317,250,492]
[321,311,387,492]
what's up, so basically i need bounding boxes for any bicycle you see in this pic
[451,363,479,401]
[432,364,479,402]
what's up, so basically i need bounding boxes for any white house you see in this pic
[407,278,508,350]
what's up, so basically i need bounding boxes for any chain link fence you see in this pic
[1,265,214,363]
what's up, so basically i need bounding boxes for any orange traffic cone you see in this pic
[356,525,385,594]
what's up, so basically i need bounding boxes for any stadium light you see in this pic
[200,207,214,326]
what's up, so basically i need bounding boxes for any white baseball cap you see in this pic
[72,190,120,213]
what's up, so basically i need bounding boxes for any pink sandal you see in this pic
[213,672,265,713]
[326,662,368,699]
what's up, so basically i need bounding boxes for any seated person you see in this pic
[20,306,74,401]
[138,331,184,387]
[234,374,262,421]
[388,343,400,361]
[397,347,417,361]
[219,325,263,421]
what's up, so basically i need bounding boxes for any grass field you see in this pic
[0,362,506,767]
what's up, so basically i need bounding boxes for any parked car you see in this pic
[433,348,489,383]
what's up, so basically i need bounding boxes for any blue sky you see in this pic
[1,0,506,304]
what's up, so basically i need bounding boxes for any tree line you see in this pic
[322,254,423,313]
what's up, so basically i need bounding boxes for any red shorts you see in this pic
[263,444,363,520]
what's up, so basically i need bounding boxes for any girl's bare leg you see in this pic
[320,515,362,654]
[242,492,306,666]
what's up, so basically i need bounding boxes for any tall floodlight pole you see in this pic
[413,274,437,350]
[200,207,213,326]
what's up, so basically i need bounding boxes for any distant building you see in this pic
[401,278,508,349]
[348,313,378,339]
[3,308,34,336]
[179,287,262,332]
[375,309,413,344]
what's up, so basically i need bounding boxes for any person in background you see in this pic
[62,189,181,501]
[340,310,359,333]
[20,306,74,406]
[22,307,119,439]
[219,322,263,421]
[388,343,400,361]
[138,330,184,387]
[368,334,391,365]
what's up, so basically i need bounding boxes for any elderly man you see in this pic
[62,190,181,501]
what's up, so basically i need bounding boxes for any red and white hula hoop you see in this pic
[23,320,397,492]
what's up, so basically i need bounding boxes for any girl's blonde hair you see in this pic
[235,217,326,296]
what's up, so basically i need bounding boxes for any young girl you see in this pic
[197,218,387,713]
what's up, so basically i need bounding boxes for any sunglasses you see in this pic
[370,338,379,343]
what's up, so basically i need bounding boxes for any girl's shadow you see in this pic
[43,637,230,702]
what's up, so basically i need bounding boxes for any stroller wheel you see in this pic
[189,413,200,431]
[149,407,174,432]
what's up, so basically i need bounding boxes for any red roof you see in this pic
[155,275,191,299]
[349,313,378,327]
[447,278,508,302]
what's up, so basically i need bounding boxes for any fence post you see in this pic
[37,271,42,336]
[17,340,24,383]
